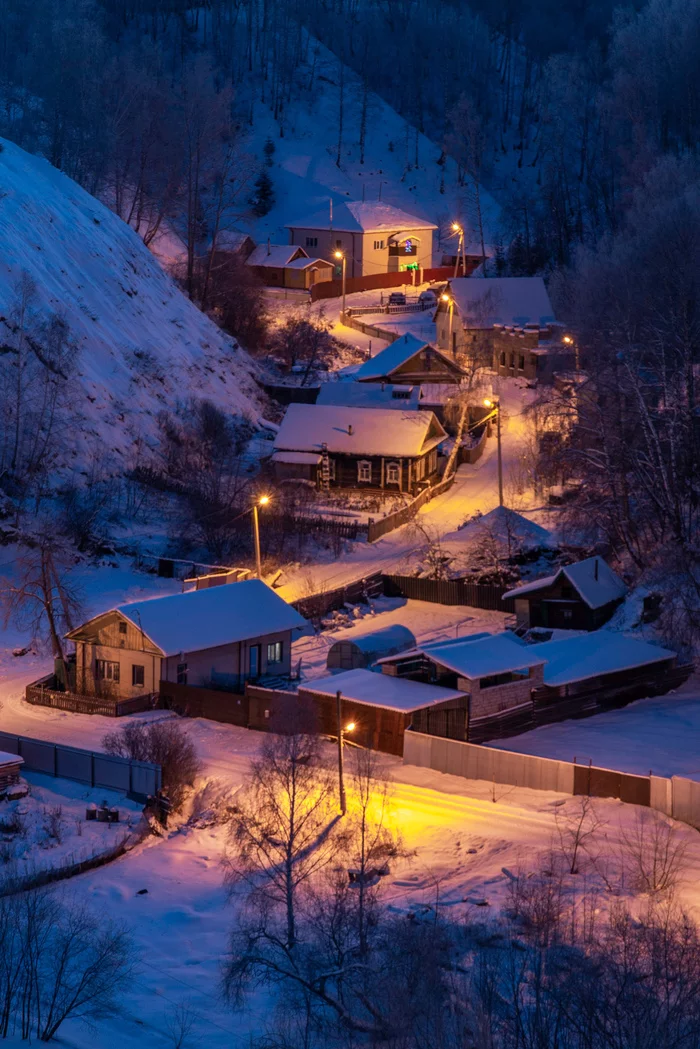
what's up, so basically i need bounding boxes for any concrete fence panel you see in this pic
[650,775,673,817]
[671,776,700,829]
[55,747,93,784]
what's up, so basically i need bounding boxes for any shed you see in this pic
[299,668,467,755]
[326,625,416,671]
[503,556,626,631]
[0,750,24,790]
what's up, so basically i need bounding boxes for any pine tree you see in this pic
[263,136,275,167]
[250,170,275,217]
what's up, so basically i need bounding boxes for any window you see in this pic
[386,461,400,484]
[415,456,425,480]
[373,239,385,250]
[335,239,342,249]
[305,236,318,248]
[267,641,283,664]
[176,662,188,685]
[509,353,515,368]
[328,458,336,480]
[96,660,120,682]
[132,664,145,688]
[562,609,573,621]
[500,351,506,366]
[357,460,372,482]
[119,621,127,635]
[518,354,525,370]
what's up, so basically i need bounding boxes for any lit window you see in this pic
[386,462,400,484]
[358,460,372,482]
[267,641,283,664]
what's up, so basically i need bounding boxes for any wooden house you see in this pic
[355,333,465,385]
[503,557,626,631]
[65,580,308,700]
[246,244,333,289]
[271,403,447,491]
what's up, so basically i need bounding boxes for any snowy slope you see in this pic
[0,138,262,468]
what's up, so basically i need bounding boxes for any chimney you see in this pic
[594,558,599,581]
[267,237,271,256]
[348,424,354,436]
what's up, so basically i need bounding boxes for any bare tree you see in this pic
[103,720,201,811]
[621,810,689,895]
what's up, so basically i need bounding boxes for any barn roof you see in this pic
[246,244,308,267]
[355,334,462,382]
[66,580,307,657]
[273,403,447,458]
[316,383,421,410]
[503,557,626,610]
[285,256,333,270]
[286,201,437,234]
[304,668,466,713]
[537,632,676,687]
[445,277,556,329]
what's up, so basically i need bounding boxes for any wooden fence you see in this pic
[158,680,249,725]
[291,572,384,621]
[383,574,516,612]
[25,677,156,717]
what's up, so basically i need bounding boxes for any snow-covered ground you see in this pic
[494,683,700,781]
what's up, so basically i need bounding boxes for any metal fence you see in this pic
[383,574,515,612]
[403,729,700,830]
[0,732,161,801]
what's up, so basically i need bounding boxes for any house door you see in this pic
[249,644,261,679]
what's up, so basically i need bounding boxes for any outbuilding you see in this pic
[0,751,24,791]
[355,333,465,385]
[326,625,416,671]
[299,667,468,755]
[503,557,626,631]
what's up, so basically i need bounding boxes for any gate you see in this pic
[573,762,651,805]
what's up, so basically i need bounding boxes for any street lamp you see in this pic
[334,250,347,317]
[252,495,270,579]
[441,293,455,358]
[335,690,355,815]
[451,221,466,277]
[484,398,504,508]
[562,334,580,372]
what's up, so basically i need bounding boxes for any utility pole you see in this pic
[336,690,346,815]
[335,251,347,317]
[252,503,262,579]
[484,398,504,507]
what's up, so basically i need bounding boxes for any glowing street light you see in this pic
[336,691,355,815]
[334,250,347,317]
[562,335,573,344]
[451,221,466,276]
[441,293,451,302]
[483,397,503,507]
[252,495,271,578]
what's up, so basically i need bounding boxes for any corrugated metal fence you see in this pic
[384,575,516,612]
[0,732,161,801]
[404,730,700,828]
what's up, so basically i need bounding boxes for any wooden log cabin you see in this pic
[271,403,448,492]
[354,333,466,385]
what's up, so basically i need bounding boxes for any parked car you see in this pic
[419,289,437,307]
[388,292,406,305]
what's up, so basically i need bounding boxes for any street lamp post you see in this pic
[441,293,455,358]
[451,222,465,276]
[484,398,503,507]
[334,251,347,317]
[252,495,270,579]
[335,689,355,815]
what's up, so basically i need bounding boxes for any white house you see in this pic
[285,201,437,277]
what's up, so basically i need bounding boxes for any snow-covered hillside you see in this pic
[0,138,262,469]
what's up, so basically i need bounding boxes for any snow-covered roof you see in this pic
[443,506,553,552]
[246,244,308,267]
[286,201,437,234]
[330,625,417,657]
[503,557,626,610]
[380,631,544,680]
[67,580,307,657]
[274,403,447,458]
[304,668,466,713]
[0,751,23,769]
[285,256,333,270]
[271,451,322,465]
[538,632,676,687]
[355,334,462,382]
[444,278,556,329]
[316,383,421,410]
[215,230,253,252]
